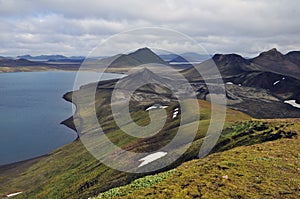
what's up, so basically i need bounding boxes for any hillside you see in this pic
[0,94,250,198]
[181,49,300,118]
[251,48,300,80]
[95,119,300,199]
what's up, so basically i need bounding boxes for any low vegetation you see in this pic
[0,100,250,198]
[94,120,300,198]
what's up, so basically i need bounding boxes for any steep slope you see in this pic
[181,54,259,82]
[181,49,300,118]
[286,51,300,66]
[251,48,300,79]
[212,54,258,76]
[94,119,300,199]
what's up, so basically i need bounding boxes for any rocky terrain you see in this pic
[181,48,300,118]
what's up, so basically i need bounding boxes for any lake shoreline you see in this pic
[0,70,124,167]
[60,92,79,139]
[0,66,78,73]
[0,66,128,74]
[0,71,88,166]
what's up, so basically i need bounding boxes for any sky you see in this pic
[0,0,299,57]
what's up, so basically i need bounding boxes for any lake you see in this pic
[0,71,123,165]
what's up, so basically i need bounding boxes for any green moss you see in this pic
[93,119,300,198]
[117,128,300,198]
[94,169,176,199]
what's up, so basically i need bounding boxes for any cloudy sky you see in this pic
[0,0,299,57]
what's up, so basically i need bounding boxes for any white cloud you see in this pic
[0,0,299,56]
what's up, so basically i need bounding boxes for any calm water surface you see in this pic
[0,71,123,165]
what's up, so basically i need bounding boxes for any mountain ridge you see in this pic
[108,47,166,68]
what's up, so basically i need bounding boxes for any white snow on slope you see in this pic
[172,108,179,119]
[7,192,22,197]
[138,152,167,167]
[284,100,300,109]
[273,77,286,86]
[273,80,280,85]
[146,104,168,111]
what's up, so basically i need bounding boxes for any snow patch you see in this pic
[226,82,234,85]
[7,192,22,197]
[273,80,280,85]
[284,100,300,109]
[138,152,167,167]
[172,108,179,119]
[146,104,168,111]
[273,77,286,86]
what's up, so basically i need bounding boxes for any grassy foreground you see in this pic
[94,120,300,199]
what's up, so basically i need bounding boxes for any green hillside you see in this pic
[0,100,250,199]
[94,119,300,199]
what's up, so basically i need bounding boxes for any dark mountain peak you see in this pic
[212,54,251,69]
[213,53,247,62]
[109,47,166,68]
[182,53,253,81]
[257,48,284,60]
[269,48,279,52]
[128,47,165,64]
[130,47,152,54]
[251,49,300,79]
[212,54,253,76]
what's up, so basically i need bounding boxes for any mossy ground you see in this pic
[94,120,300,199]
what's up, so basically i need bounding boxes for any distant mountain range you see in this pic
[0,56,81,70]
[17,54,85,62]
[5,49,210,67]
[0,57,50,67]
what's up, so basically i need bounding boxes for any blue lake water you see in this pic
[0,71,123,165]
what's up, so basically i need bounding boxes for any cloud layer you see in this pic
[0,0,299,57]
